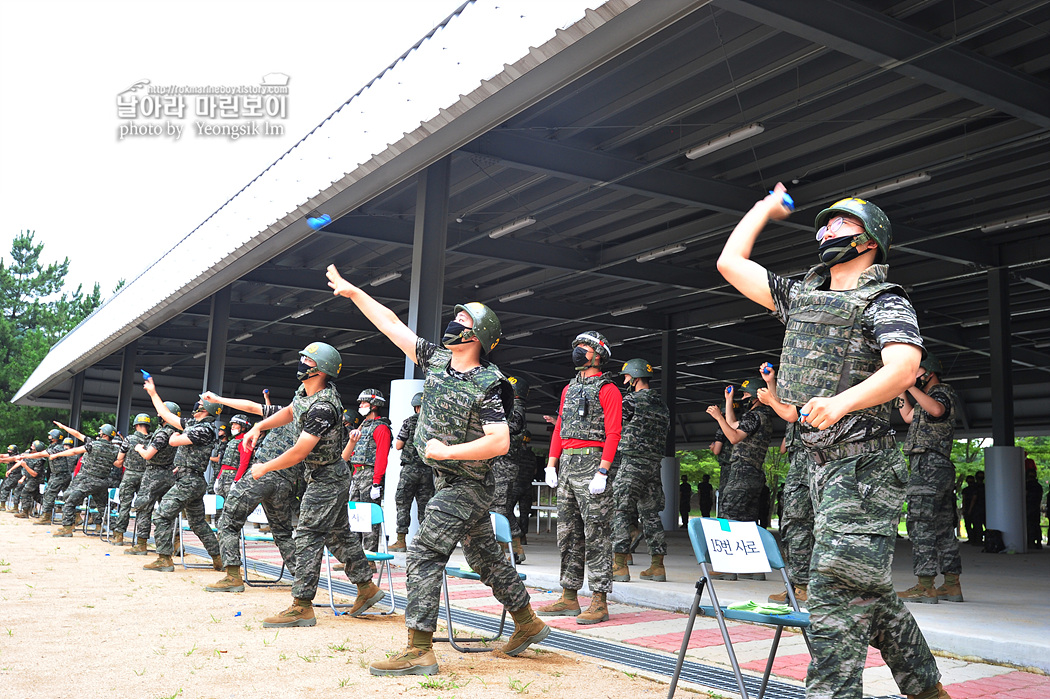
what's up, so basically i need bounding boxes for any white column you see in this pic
[384,378,425,544]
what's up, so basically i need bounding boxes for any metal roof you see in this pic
[15,0,1050,446]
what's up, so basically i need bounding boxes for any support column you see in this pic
[116,340,138,433]
[405,157,450,379]
[385,378,425,545]
[203,287,231,395]
[659,329,679,530]
[68,372,85,433]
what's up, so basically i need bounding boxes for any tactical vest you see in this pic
[173,416,216,474]
[714,428,733,473]
[559,372,616,442]
[350,416,392,466]
[778,264,903,439]
[253,421,303,484]
[414,346,504,481]
[47,443,72,477]
[220,436,244,470]
[783,420,800,450]
[619,388,669,458]
[122,431,151,472]
[148,425,179,469]
[25,457,47,480]
[292,383,345,468]
[902,383,957,458]
[82,437,122,479]
[729,403,775,474]
[398,413,424,467]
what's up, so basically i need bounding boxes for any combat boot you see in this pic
[369,629,438,676]
[124,538,149,555]
[768,584,808,605]
[897,576,939,604]
[537,590,581,617]
[503,606,550,656]
[74,513,83,526]
[110,531,124,546]
[388,533,407,552]
[612,552,630,582]
[640,554,667,582]
[512,537,526,564]
[52,525,74,537]
[143,555,175,572]
[263,598,316,628]
[205,566,244,593]
[211,555,223,571]
[13,511,29,519]
[576,592,609,625]
[33,514,53,525]
[935,573,963,602]
[906,681,952,699]
[347,581,385,617]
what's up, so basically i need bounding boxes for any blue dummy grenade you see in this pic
[307,214,331,230]
[140,369,151,380]
[770,190,795,211]
[761,362,772,375]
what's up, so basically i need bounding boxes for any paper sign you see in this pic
[700,518,772,574]
[348,503,372,533]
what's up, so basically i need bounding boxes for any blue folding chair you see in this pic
[240,504,290,588]
[79,489,113,537]
[434,511,525,652]
[319,501,396,615]
[668,517,812,699]
[176,494,223,569]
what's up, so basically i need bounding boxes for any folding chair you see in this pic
[79,490,111,536]
[102,488,126,543]
[240,504,290,588]
[318,501,396,615]
[434,511,525,652]
[176,494,223,569]
[668,517,812,699]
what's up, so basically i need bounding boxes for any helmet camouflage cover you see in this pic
[357,388,386,407]
[815,197,892,264]
[572,331,612,360]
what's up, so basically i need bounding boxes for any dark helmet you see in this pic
[32,439,46,452]
[508,376,529,399]
[48,428,63,441]
[133,413,152,428]
[7,444,18,454]
[572,331,612,360]
[815,197,892,264]
[342,408,353,423]
[454,302,502,355]
[620,358,654,379]
[193,395,222,417]
[63,437,74,446]
[738,378,759,397]
[357,388,386,408]
[920,353,942,377]
[99,424,118,439]
[163,401,181,417]
[300,341,341,378]
[410,392,424,408]
[230,414,250,430]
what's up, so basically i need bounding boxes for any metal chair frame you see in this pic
[318,501,397,616]
[240,503,290,588]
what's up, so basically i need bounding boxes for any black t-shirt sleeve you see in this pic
[479,383,507,425]
[302,402,339,438]
[768,269,798,325]
[261,404,285,420]
[150,430,171,450]
[868,292,923,350]
[186,423,216,446]
[396,419,412,443]
[737,409,762,437]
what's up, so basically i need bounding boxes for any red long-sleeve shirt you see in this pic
[548,380,622,463]
[371,424,392,485]
[234,440,254,481]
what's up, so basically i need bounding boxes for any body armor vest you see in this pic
[292,383,345,468]
[729,403,775,474]
[83,438,122,479]
[253,421,303,484]
[25,457,47,480]
[350,416,392,466]
[122,431,151,472]
[220,436,244,470]
[148,425,179,469]
[414,346,504,482]
[173,417,216,474]
[619,389,670,458]
[901,383,956,458]
[398,413,423,467]
[47,443,72,477]
[559,372,616,442]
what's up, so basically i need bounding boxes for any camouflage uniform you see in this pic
[491,395,527,539]
[40,443,73,518]
[713,428,733,515]
[348,415,392,551]
[554,372,619,594]
[394,412,435,534]
[719,403,774,523]
[217,421,302,570]
[18,456,47,515]
[780,420,814,587]
[405,338,530,631]
[1,465,24,507]
[133,425,178,543]
[612,388,669,555]
[113,431,151,536]
[902,383,961,577]
[773,263,941,698]
[214,435,244,500]
[512,432,538,537]
[61,437,122,526]
[151,416,221,558]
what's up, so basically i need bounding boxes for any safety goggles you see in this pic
[815,216,863,242]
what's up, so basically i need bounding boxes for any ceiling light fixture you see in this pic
[504,331,533,341]
[950,375,980,381]
[336,341,356,350]
[242,373,257,381]
[852,171,930,199]
[707,320,735,329]
[192,351,206,359]
[610,304,647,317]
[499,289,534,303]
[636,244,686,263]
[980,209,1050,233]
[368,364,385,372]
[289,307,314,319]
[487,217,535,239]
[686,359,715,366]
[369,271,402,287]
[685,123,764,160]
[233,332,253,342]
[160,366,173,373]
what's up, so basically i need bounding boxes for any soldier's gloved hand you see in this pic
[544,466,558,489]
[588,472,607,495]
[214,478,221,492]
[369,484,381,500]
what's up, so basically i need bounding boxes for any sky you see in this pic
[0,0,465,298]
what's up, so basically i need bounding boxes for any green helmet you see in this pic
[32,440,46,452]
[357,388,386,408]
[194,396,222,417]
[7,444,17,454]
[920,353,942,377]
[48,428,63,441]
[133,413,152,428]
[410,392,424,408]
[508,376,529,399]
[572,331,612,360]
[99,424,118,439]
[815,197,892,264]
[620,358,654,379]
[738,378,760,397]
[299,341,341,378]
[164,401,181,417]
[63,437,74,446]
[455,302,501,355]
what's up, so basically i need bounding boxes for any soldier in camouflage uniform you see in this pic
[390,391,435,552]
[611,359,670,583]
[327,265,550,676]
[513,430,538,543]
[0,444,22,510]
[108,414,153,545]
[243,342,383,627]
[717,187,949,699]
[200,392,302,593]
[538,331,622,625]
[214,414,250,500]
[14,439,48,518]
[492,375,529,563]
[51,422,122,536]
[34,433,73,523]
[344,388,392,552]
[139,384,223,572]
[896,354,963,604]
[124,403,181,554]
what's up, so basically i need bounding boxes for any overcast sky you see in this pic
[0,0,464,298]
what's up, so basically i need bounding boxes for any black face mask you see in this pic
[818,235,866,267]
[442,320,473,347]
[296,359,316,381]
[571,346,591,369]
[915,373,931,390]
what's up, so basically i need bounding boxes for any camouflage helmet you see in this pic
[455,302,501,355]
[164,401,181,417]
[32,439,46,452]
[133,413,152,428]
[410,392,424,408]
[229,414,251,430]
[48,428,63,441]
[357,388,386,408]
[63,437,74,446]
[815,197,892,264]
[508,376,529,399]
[99,424,118,439]
[920,353,942,377]
[300,342,342,378]
[620,358,654,379]
[193,395,223,417]
[572,331,612,360]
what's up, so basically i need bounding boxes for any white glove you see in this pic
[544,466,558,489]
[369,484,381,500]
[588,472,608,495]
[214,478,221,492]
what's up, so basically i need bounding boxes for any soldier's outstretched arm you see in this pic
[201,391,264,417]
[327,265,418,363]
[717,184,794,311]
[142,377,181,429]
[252,431,320,479]
[53,420,86,443]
